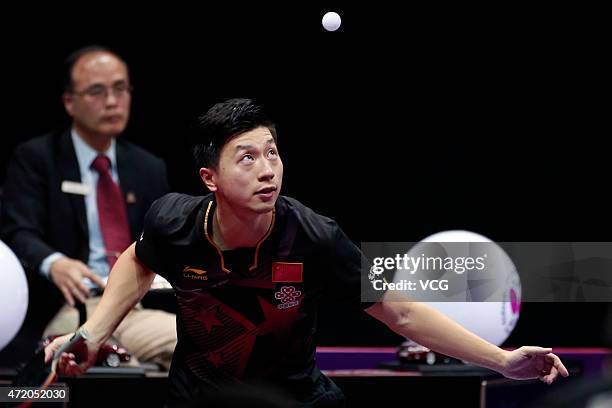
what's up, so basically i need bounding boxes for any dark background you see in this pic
[1,3,609,359]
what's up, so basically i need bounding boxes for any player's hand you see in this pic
[49,257,106,306]
[43,333,99,376]
[501,346,569,384]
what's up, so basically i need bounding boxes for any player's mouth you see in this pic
[254,186,277,200]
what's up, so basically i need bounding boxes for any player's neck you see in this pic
[212,203,273,250]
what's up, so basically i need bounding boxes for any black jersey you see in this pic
[135,193,375,406]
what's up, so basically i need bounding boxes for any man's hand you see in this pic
[43,332,99,376]
[49,257,106,306]
[501,346,569,384]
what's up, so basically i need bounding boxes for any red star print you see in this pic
[256,296,305,342]
[196,306,224,333]
[204,350,224,367]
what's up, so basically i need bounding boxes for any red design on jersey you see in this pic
[272,262,303,282]
[178,290,305,382]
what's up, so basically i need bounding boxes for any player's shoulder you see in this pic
[276,195,339,242]
[145,193,210,237]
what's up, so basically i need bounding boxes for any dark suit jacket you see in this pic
[0,129,170,284]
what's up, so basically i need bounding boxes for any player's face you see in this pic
[213,126,283,214]
[63,52,131,139]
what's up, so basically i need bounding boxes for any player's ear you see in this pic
[199,167,217,192]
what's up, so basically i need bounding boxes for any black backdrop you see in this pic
[1,4,609,352]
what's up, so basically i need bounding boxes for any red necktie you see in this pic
[91,155,132,267]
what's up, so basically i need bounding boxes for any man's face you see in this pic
[210,126,283,214]
[63,52,131,138]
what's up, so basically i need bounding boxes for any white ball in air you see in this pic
[322,12,342,32]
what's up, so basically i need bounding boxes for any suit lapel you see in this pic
[116,140,139,240]
[58,131,88,240]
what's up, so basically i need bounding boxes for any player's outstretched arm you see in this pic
[365,293,569,384]
[44,243,156,374]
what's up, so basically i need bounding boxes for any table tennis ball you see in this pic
[322,12,342,32]
[397,230,521,346]
[0,240,28,351]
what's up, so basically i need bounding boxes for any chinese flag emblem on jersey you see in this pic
[272,262,303,282]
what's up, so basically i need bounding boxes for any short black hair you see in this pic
[63,45,127,92]
[193,98,277,170]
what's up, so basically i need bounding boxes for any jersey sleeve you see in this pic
[323,222,385,310]
[134,194,175,282]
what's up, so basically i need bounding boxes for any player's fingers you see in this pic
[60,353,84,376]
[46,334,73,363]
[57,353,72,374]
[539,366,558,385]
[539,357,554,373]
[72,366,85,376]
[67,360,84,376]
[522,346,553,356]
[47,341,62,363]
[44,345,54,364]
[551,354,569,377]
[67,351,89,376]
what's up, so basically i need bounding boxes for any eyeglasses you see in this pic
[73,82,133,100]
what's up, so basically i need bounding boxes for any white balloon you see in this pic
[0,240,29,351]
[322,12,342,32]
[400,230,521,346]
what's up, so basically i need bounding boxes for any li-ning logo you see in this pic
[183,266,208,281]
[274,286,302,309]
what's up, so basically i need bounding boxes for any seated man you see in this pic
[1,45,176,369]
[46,98,568,407]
